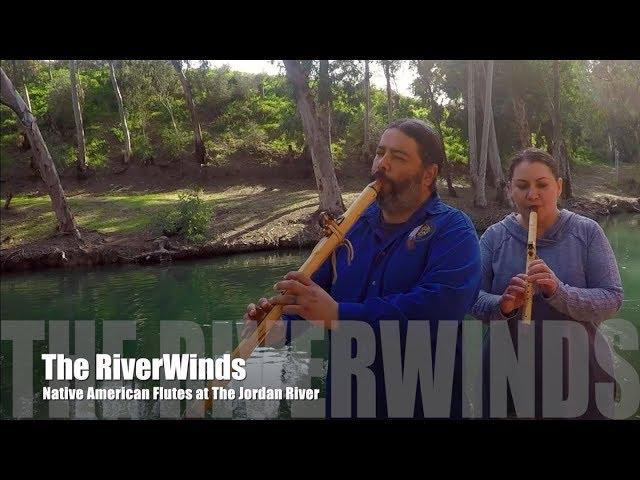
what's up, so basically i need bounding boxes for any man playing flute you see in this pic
[242,118,482,418]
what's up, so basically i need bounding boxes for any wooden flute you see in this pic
[186,179,382,416]
[522,206,538,324]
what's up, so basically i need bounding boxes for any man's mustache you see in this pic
[371,170,390,184]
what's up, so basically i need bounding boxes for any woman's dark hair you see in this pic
[387,118,445,169]
[508,147,560,180]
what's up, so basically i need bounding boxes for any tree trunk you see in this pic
[513,97,531,149]
[467,61,481,205]
[384,61,393,122]
[1,67,80,239]
[108,61,132,164]
[552,60,573,199]
[23,83,32,112]
[489,116,506,204]
[476,60,493,207]
[363,59,371,161]
[477,62,505,203]
[318,60,332,146]
[283,60,344,215]
[69,60,87,177]
[421,64,457,198]
[171,60,207,164]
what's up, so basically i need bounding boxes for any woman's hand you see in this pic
[499,273,529,316]
[527,258,560,298]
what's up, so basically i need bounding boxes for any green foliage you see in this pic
[159,126,191,160]
[131,132,154,161]
[46,72,76,134]
[1,59,638,177]
[573,145,603,166]
[85,137,108,167]
[161,189,213,242]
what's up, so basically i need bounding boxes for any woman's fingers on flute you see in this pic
[528,272,553,282]
[510,276,528,288]
[527,259,552,275]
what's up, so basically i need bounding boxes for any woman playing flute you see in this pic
[471,148,624,419]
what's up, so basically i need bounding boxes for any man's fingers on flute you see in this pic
[258,297,273,312]
[282,304,304,316]
[283,271,313,286]
[274,279,306,294]
[510,276,528,287]
[269,294,298,306]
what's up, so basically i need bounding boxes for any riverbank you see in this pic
[1,163,638,273]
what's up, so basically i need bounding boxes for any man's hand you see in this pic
[269,271,339,330]
[240,297,273,339]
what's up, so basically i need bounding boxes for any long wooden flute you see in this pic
[187,179,382,416]
[522,206,538,324]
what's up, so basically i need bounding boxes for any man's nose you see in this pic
[374,153,391,172]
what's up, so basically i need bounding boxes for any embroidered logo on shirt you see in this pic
[406,223,433,250]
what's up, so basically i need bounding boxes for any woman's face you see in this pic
[509,160,563,223]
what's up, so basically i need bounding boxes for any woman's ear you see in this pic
[557,177,564,199]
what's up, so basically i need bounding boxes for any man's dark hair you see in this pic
[507,147,560,180]
[386,118,446,170]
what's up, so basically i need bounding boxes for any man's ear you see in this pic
[424,164,438,188]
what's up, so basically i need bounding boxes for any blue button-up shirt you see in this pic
[285,191,482,417]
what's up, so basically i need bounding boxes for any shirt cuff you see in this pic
[338,302,366,321]
[543,282,567,310]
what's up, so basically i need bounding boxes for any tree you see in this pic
[318,60,332,146]
[283,60,344,215]
[466,61,486,207]
[476,61,506,204]
[69,60,87,177]
[171,60,208,164]
[379,60,400,122]
[363,59,371,160]
[108,61,132,164]
[1,67,80,239]
[551,60,573,198]
[413,61,458,197]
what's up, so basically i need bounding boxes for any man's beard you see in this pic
[371,170,425,214]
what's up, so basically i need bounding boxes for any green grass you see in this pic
[0,186,358,247]
[1,190,225,244]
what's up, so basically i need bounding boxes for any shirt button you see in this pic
[371,281,376,286]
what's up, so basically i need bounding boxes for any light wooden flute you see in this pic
[186,179,382,416]
[522,206,538,324]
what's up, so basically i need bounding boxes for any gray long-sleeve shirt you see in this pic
[471,209,623,324]
[470,209,624,418]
